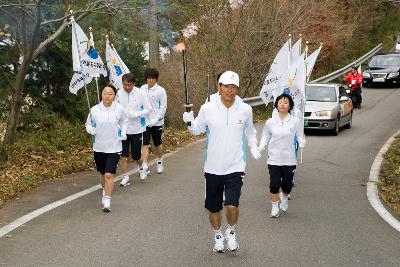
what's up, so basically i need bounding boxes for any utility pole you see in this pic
[149,0,159,68]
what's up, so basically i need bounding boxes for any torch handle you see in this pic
[186,107,191,126]
[182,50,192,126]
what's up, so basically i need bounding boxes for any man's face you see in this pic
[219,84,238,103]
[351,68,357,75]
[122,80,134,93]
[147,77,157,88]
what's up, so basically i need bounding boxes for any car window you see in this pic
[369,55,400,66]
[339,86,347,97]
[306,86,337,102]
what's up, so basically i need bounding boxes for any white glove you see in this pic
[182,111,194,124]
[298,138,306,148]
[147,118,158,127]
[250,146,261,160]
[87,125,96,135]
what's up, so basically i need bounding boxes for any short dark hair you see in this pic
[102,83,117,95]
[144,68,159,80]
[274,93,294,113]
[122,73,136,83]
[352,65,358,70]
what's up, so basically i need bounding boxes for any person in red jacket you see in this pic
[343,65,363,108]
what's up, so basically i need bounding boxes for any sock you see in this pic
[227,224,236,233]
[213,228,222,236]
[104,196,111,207]
[142,162,148,169]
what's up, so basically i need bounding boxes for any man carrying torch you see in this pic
[182,70,261,253]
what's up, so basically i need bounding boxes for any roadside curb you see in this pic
[0,137,206,238]
[367,129,400,232]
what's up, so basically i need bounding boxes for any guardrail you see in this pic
[242,43,383,106]
[310,43,383,83]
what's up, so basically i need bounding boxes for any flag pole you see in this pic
[70,11,92,121]
[288,34,292,68]
[89,27,101,104]
[207,75,211,102]
[300,40,309,164]
[299,33,302,55]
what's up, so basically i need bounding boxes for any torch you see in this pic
[176,42,192,126]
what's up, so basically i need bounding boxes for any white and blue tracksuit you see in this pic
[188,96,257,175]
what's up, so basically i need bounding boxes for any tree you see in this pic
[0,0,127,145]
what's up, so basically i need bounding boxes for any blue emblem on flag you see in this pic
[283,87,290,95]
[87,46,99,59]
[114,65,122,76]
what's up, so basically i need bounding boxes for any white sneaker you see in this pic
[103,197,111,213]
[156,160,164,174]
[139,167,147,181]
[101,189,105,205]
[270,201,280,218]
[213,234,225,253]
[142,164,150,174]
[225,228,239,252]
[120,175,130,187]
[279,192,288,212]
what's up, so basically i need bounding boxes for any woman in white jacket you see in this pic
[258,93,304,218]
[85,84,127,212]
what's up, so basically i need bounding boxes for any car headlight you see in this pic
[363,72,371,78]
[315,110,332,117]
[388,72,399,79]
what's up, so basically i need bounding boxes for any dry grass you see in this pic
[379,134,400,215]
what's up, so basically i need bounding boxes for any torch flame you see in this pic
[175,42,186,52]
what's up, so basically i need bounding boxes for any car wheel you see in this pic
[344,112,352,129]
[332,118,339,136]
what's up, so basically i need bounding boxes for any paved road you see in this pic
[1,87,400,266]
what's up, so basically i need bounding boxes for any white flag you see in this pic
[259,40,289,104]
[290,38,302,65]
[289,54,306,107]
[106,40,129,91]
[87,31,107,77]
[70,16,107,76]
[69,71,93,94]
[289,55,306,143]
[305,46,321,81]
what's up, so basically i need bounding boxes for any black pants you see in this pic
[353,90,362,108]
[268,165,296,194]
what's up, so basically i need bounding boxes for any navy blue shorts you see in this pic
[94,152,121,175]
[121,133,143,160]
[204,172,244,213]
[142,126,163,147]
[268,165,296,194]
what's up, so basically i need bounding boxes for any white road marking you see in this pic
[367,129,400,232]
[0,138,205,238]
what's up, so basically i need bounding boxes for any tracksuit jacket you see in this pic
[85,101,127,153]
[139,83,167,127]
[259,111,303,166]
[188,97,257,175]
[116,88,152,134]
